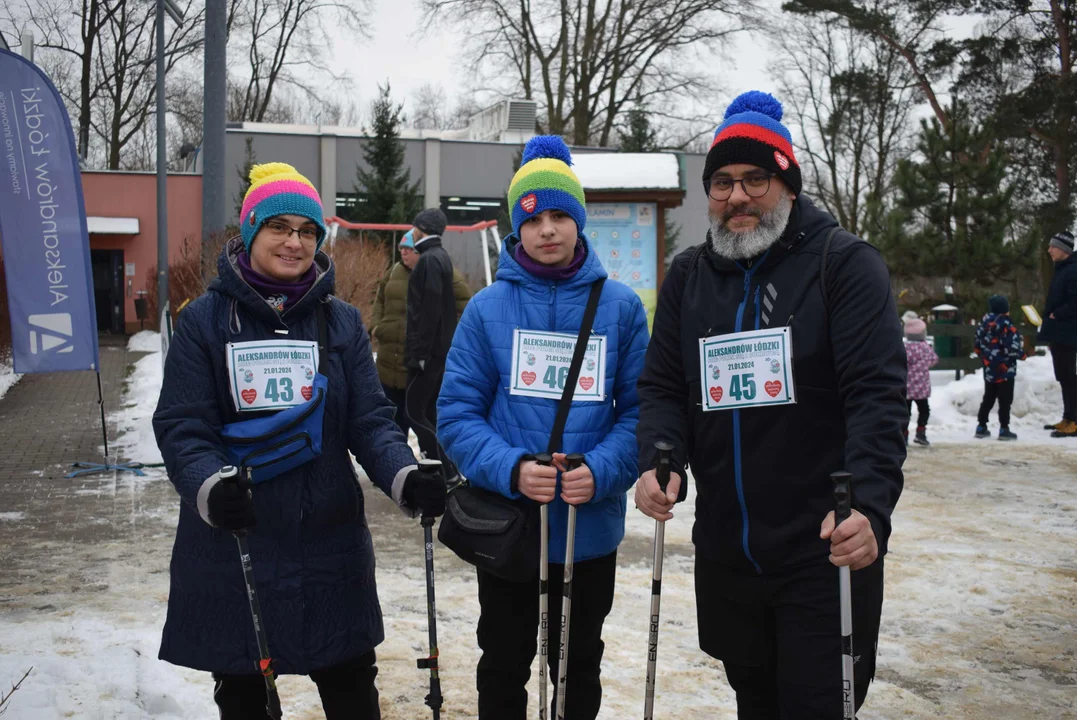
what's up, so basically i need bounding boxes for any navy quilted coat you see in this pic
[153,238,416,675]
[437,235,650,564]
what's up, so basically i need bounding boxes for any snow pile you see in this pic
[921,355,1070,445]
[128,330,163,354]
[573,152,681,190]
[112,333,164,464]
[0,347,21,401]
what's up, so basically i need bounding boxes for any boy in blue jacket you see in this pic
[437,136,649,719]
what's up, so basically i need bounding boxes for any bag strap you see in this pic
[317,298,330,358]
[819,226,841,312]
[545,279,606,455]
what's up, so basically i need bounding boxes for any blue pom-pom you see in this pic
[724,91,783,122]
[521,135,574,166]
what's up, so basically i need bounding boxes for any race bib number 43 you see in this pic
[699,327,795,411]
[226,340,320,412]
[510,329,607,401]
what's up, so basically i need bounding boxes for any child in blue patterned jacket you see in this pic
[974,294,1028,440]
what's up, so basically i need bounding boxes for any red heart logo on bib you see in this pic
[764,380,782,398]
[520,194,537,213]
[709,386,723,403]
[301,386,313,401]
[241,389,258,405]
[579,376,594,391]
[521,371,537,386]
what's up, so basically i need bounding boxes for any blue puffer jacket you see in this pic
[437,236,649,564]
[153,237,417,675]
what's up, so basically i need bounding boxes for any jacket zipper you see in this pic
[732,251,769,574]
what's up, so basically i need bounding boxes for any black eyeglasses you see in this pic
[707,172,775,201]
[264,220,319,243]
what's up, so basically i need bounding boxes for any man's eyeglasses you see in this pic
[264,220,319,243]
[707,172,775,201]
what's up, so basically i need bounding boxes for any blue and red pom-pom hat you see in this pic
[702,90,802,197]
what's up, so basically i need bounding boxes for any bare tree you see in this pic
[410,82,448,130]
[2,0,124,160]
[422,0,754,146]
[227,0,368,122]
[92,0,205,169]
[768,14,917,237]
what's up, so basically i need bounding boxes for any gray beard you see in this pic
[708,195,794,260]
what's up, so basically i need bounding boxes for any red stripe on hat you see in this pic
[710,124,798,166]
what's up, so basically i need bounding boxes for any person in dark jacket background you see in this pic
[633,92,907,720]
[1038,230,1077,437]
[404,208,460,477]
[153,163,447,719]
[370,229,472,438]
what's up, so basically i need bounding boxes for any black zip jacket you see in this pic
[636,195,907,574]
[405,236,457,368]
[1039,254,1077,348]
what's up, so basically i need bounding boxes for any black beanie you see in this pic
[413,208,447,237]
[988,295,1009,314]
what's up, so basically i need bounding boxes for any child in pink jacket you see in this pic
[904,317,940,445]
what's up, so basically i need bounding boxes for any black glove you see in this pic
[206,473,256,531]
[402,467,447,517]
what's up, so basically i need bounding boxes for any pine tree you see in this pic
[876,103,1033,285]
[351,84,423,234]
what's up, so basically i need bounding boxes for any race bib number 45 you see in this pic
[510,329,607,401]
[699,327,795,411]
[227,340,320,412]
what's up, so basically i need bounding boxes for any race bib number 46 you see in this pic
[226,340,320,412]
[698,327,795,411]
[510,329,607,401]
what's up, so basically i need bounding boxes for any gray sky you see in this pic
[326,0,781,133]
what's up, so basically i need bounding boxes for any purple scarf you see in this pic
[513,239,587,281]
[237,251,317,313]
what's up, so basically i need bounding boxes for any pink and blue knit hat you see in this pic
[703,91,802,197]
[239,162,328,253]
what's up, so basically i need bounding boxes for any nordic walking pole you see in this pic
[221,465,282,720]
[415,459,445,719]
[643,441,674,720]
[831,470,855,720]
[555,452,586,720]
[535,452,554,720]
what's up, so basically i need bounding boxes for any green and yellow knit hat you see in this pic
[507,136,586,237]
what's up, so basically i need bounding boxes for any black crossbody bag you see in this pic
[437,279,605,582]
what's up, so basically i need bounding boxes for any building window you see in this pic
[441,196,505,225]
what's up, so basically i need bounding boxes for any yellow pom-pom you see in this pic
[248,162,298,184]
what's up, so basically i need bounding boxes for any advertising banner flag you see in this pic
[0,48,99,373]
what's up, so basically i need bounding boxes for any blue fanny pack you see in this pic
[220,299,330,483]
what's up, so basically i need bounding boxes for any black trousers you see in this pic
[476,551,617,720]
[212,651,380,719]
[381,383,411,438]
[405,358,458,477]
[1051,344,1077,421]
[978,379,1015,426]
[906,398,930,429]
[695,555,884,720]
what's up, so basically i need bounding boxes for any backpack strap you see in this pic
[317,297,330,358]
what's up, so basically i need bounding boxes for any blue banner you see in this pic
[0,49,99,373]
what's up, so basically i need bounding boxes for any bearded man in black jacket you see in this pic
[404,207,459,478]
[634,91,908,719]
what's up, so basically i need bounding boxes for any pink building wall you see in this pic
[81,171,203,333]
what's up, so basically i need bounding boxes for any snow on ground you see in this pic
[1,350,1073,718]
[128,331,163,354]
[111,334,164,465]
[0,347,21,402]
[924,355,1075,447]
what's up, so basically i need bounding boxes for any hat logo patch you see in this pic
[249,210,257,226]
[774,151,790,170]
[520,194,538,213]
